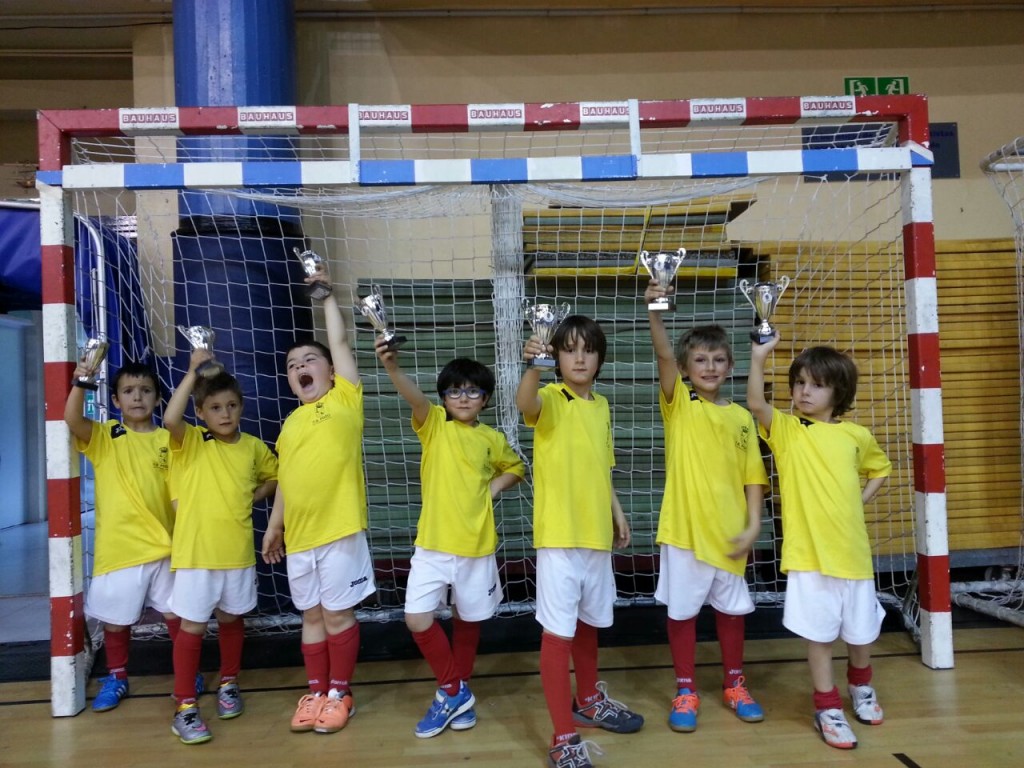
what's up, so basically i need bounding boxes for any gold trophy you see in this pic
[73,337,109,390]
[738,276,791,344]
[640,248,687,311]
[355,285,406,350]
[293,247,333,301]
[523,300,571,369]
[176,325,226,378]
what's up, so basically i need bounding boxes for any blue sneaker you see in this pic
[723,677,763,723]
[194,672,205,699]
[668,688,699,733]
[572,681,644,734]
[92,674,129,712]
[450,706,477,731]
[414,682,475,739]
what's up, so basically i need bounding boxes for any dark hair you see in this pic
[286,338,333,366]
[674,324,733,368]
[194,371,244,410]
[551,315,607,379]
[436,358,495,406]
[111,362,162,399]
[788,346,858,417]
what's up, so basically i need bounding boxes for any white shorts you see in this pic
[404,547,502,622]
[168,567,258,624]
[783,570,885,645]
[654,544,754,621]
[85,558,174,626]
[287,531,376,612]
[535,548,615,638]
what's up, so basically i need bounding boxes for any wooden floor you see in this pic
[2,627,1023,767]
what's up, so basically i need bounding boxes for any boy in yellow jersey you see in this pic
[164,350,278,744]
[375,341,525,738]
[517,314,644,768]
[64,361,180,713]
[747,332,890,751]
[644,281,769,734]
[261,261,376,736]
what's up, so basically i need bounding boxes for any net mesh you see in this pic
[66,121,916,637]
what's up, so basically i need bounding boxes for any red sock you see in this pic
[165,617,181,644]
[667,616,697,689]
[301,640,330,695]
[217,618,245,682]
[411,622,459,695]
[813,686,843,711]
[572,620,600,706]
[326,623,360,694]
[103,627,130,677]
[540,632,576,744]
[716,611,746,687]
[452,617,481,684]
[847,663,872,687]
[173,630,204,703]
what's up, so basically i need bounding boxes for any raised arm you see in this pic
[644,280,678,400]
[375,336,430,426]
[516,336,547,422]
[746,331,779,432]
[63,363,96,444]
[164,348,209,446]
[306,260,358,386]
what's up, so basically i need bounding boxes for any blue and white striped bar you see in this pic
[35,146,930,190]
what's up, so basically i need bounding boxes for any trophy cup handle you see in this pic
[556,302,572,322]
[737,279,758,312]
[776,275,791,296]
[639,250,652,272]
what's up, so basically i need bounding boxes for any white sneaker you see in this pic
[814,708,857,749]
[848,684,884,725]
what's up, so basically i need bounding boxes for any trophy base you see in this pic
[647,300,674,312]
[382,334,407,351]
[750,330,776,345]
[528,356,557,369]
[305,281,333,301]
[196,361,226,379]
[73,379,99,391]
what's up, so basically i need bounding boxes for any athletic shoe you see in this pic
[814,708,858,749]
[668,688,700,733]
[291,693,326,733]
[194,672,205,699]
[572,681,644,734]
[171,703,213,745]
[414,682,476,739]
[314,689,355,734]
[92,674,129,712]
[450,706,477,731]
[216,681,244,719]
[723,676,764,723]
[848,684,884,725]
[547,735,604,768]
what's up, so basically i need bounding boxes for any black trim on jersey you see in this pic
[561,387,575,402]
[689,390,700,402]
[202,431,217,442]
[799,417,814,427]
[110,423,127,439]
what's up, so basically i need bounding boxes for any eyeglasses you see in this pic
[443,387,486,400]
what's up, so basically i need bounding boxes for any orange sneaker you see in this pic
[291,693,326,733]
[314,689,355,734]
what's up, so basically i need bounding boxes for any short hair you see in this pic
[788,346,858,417]
[194,371,244,410]
[111,362,162,399]
[550,314,608,379]
[674,324,733,368]
[436,358,495,406]
[286,338,333,366]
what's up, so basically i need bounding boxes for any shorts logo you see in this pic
[487,583,497,596]
[350,576,368,588]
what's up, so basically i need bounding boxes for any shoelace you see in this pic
[553,739,604,768]
[726,685,755,705]
[672,691,699,713]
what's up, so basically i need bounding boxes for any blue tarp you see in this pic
[0,205,41,311]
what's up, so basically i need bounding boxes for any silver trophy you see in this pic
[640,248,688,312]
[176,325,226,378]
[355,285,406,350]
[73,337,109,391]
[293,247,333,301]
[523,300,571,369]
[738,276,791,344]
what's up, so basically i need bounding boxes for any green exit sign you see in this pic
[844,76,910,96]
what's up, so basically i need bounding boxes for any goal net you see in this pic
[39,96,949,715]
[959,137,1024,627]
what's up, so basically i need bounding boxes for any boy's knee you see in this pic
[405,612,433,634]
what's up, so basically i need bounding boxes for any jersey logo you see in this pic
[202,431,217,442]
[689,390,700,401]
[154,446,169,471]
[312,401,331,425]
[110,423,127,439]
[736,424,750,450]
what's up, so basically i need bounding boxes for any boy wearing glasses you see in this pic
[375,340,525,738]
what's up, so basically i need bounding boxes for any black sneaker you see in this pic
[572,681,644,734]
